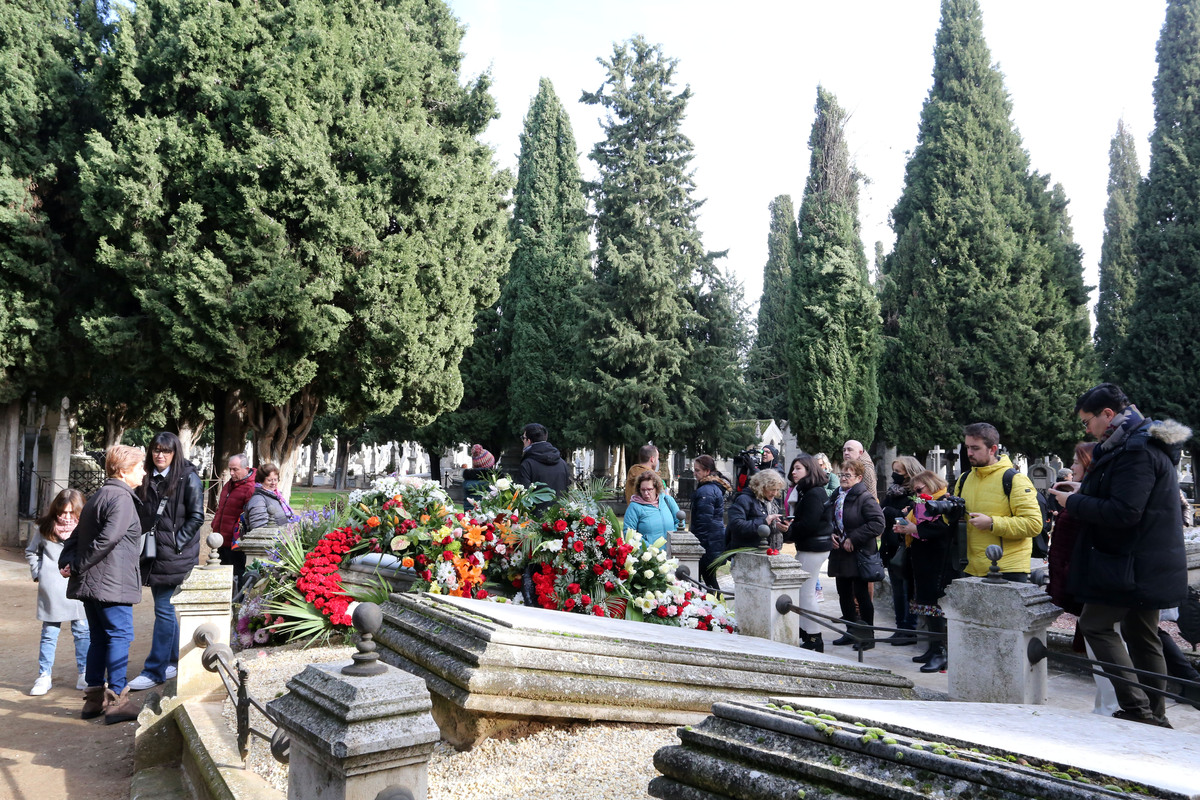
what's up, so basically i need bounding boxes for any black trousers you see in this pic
[836,576,874,625]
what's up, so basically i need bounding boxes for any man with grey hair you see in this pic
[212,454,256,587]
[842,439,877,500]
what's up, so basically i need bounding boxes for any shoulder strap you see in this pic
[955,471,969,495]
[1002,468,1015,496]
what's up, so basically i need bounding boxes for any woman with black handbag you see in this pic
[827,458,885,651]
[895,470,956,673]
[127,432,205,692]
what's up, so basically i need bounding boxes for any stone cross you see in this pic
[928,444,945,473]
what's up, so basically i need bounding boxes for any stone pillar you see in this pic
[940,576,1064,704]
[730,552,808,648]
[238,524,284,564]
[269,605,440,800]
[670,530,705,584]
[48,397,71,502]
[173,536,234,700]
[1185,540,1200,587]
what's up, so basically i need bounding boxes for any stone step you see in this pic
[130,764,187,800]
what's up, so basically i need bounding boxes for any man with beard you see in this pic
[957,422,1043,581]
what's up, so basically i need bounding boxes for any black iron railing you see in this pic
[775,596,946,663]
[1027,637,1200,708]
[193,622,289,763]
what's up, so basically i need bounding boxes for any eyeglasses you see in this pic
[152,447,172,455]
[838,472,854,478]
[1080,414,1095,429]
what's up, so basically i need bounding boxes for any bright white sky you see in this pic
[446,1,1163,318]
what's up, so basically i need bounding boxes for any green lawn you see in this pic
[289,486,352,513]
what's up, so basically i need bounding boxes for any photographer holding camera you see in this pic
[955,422,1044,582]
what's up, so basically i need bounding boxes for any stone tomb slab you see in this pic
[650,696,1200,800]
[375,593,915,748]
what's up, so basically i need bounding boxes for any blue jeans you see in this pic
[38,619,90,676]
[139,584,179,682]
[82,601,135,692]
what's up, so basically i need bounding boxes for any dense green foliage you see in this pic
[0,1,102,403]
[878,0,1092,457]
[1094,121,1141,379]
[786,88,880,454]
[1116,0,1200,431]
[502,79,590,445]
[573,37,742,454]
[745,196,797,423]
[72,0,511,482]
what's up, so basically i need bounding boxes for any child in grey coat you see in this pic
[25,489,91,695]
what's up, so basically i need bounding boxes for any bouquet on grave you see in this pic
[529,507,636,616]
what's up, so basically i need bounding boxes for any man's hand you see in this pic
[59,566,71,578]
[968,512,993,530]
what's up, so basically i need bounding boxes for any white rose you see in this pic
[495,478,512,491]
[656,551,667,562]
[659,564,670,574]
[644,570,655,580]
[641,552,653,562]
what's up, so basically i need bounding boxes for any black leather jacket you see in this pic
[141,460,206,587]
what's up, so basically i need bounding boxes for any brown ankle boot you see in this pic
[103,686,141,725]
[81,686,106,720]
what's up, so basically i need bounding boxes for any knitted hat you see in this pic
[471,444,495,469]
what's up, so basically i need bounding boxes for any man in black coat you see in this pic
[517,423,571,513]
[1049,383,1190,728]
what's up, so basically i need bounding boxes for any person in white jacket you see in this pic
[25,489,91,695]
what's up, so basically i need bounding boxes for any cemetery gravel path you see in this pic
[0,545,157,800]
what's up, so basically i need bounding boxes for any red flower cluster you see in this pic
[296,526,362,627]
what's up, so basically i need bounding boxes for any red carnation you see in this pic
[583,516,596,526]
[564,598,576,610]
[593,606,605,616]
[603,558,613,569]
[604,581,615,591]
[580,594,592,606]
[594,535,605,545]
[568,583,581,594]
[475,590,488,599]
[592,564,604,575]
[573,540,585,552]
[554,519,568,532]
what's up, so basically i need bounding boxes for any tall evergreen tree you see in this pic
[745,195,797,422]
[786,87,880,454]
[573,37,729,452]
[502,78,590,445]
[1094,120,1140,381]
[74,0,512,493]
[1116,1,1200,430]
[879,0,1091,456]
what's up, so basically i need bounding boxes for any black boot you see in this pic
[912,645,937,663]
[920,645,948,673]
[800,632,824,653]
[831,619,860,646]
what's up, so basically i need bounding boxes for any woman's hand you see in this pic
[59,565,71,578]
[842,538,854,552]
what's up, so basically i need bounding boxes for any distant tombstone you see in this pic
[1028,462,1056,492]
[928,444,946,474]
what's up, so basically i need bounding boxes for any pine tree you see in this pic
[502,78,590,445]
[74,0,512,492]
[573,37,724,452]
[1116,1,1200,430]
[1094,121,1141,381]
[786,87,880,455]
[745,196,797,422]
[879,0,1091,456]
[0,1,103,402]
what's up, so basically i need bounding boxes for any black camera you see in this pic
[734,449,760,471]
[923,495,966,517]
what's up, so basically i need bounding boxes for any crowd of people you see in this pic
[24,435,293,724]
[22,386,1197,730]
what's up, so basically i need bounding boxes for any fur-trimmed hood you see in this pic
[1147,418,1192,465]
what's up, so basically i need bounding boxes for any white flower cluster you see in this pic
[680,592,736,632]
[348,475,449,508]
[632,584,689,615]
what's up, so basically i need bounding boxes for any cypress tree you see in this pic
[879,0,1091,456]
[1095,120,1141,380]
[1116,0,1200,429]
[74,0,512,491]
[502,78,590,444]
[573,37,720,451]
[745,196,797,422]
[786,87,880,454]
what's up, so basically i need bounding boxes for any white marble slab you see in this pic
[779,698,1200,799]
[436,594,888,671]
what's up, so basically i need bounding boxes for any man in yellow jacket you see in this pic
[958,422,1044,580]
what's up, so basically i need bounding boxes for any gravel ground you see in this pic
[221,645,679,800]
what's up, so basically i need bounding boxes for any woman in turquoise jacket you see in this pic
[623,471,680,545]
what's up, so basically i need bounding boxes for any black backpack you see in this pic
[1178,585,1200,651]
[954,467,1052,567]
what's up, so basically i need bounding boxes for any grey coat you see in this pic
[25,533,86,622]
[61,478,144,605]
[244,485,290,530]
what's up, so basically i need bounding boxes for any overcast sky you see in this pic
[445,1,1164,317]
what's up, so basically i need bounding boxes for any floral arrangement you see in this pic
[530,507,634,616]
[235,578,286,647]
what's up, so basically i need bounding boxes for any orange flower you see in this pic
[465,524,485,547]
[366,516,381,528]
[420,514,431,524]
[401,556,414,569]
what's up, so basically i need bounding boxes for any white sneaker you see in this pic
[127,674,161,691]
[30,674,52,696]
[164,665,177,680]
[75,673,88,690]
